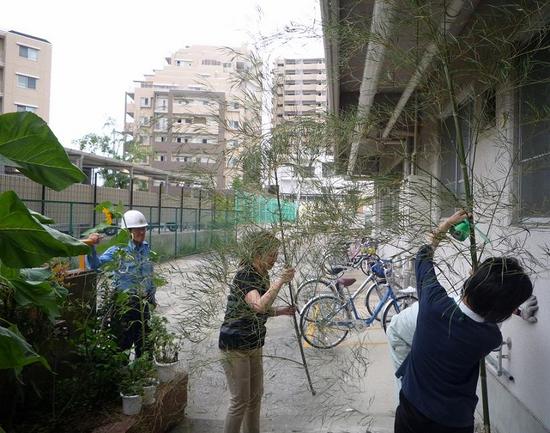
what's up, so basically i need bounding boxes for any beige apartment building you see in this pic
[0,30,52,121]
[272,57,327,125]
[125,45,255,189]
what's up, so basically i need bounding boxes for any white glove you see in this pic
[519,295,538,323]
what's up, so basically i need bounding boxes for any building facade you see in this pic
[0,30,52,121]
[322,1,550,432]
[124,45,255,189]
[272,57,327,124]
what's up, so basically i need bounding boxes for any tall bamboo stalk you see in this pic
[272,168,316,396]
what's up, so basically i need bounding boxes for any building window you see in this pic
[518,45,550,218]
[232,102,240,109]
[440,103,472,216]
[176,136,182,143]
[155,118,168,131]
[194,116,207,124]
[176,59,192,67]
[155,135,166,143]
[172,154,191,162]
[15,104,37,113]
[17,74,37,89]
[19,45,38,61]
[228,120,240,129]
[227,139,238,148]
[202,138,208,144]
[202,100,210,105]
[140,116,150,127]
[140,97,151,107]
[154,153,167,162]
[202,59,221,66]
[184,137,190,143]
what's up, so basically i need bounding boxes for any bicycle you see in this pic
[295,254,390,318]
[299,262,417,349]
[322,238,378,276]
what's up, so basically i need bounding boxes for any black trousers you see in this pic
[112,296,151,358]
[395,391,474,433]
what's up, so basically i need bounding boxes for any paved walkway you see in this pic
[156,255,397,433]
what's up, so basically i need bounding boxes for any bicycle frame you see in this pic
[320,279,400,329]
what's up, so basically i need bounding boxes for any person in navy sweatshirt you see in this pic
[395,209,533,433]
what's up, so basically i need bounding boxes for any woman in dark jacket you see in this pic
[219,231,295,433]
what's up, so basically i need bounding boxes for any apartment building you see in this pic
[125,45,254,189]
[0,30,52,121]
[271,57,334,200]
[272,57,327,125]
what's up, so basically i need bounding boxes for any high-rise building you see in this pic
[272,57,327,125]
[124,45,255,189]
[271,57,334,200]
[0,30,52,121]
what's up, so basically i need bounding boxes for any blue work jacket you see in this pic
[87,240,156,300]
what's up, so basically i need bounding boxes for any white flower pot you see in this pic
[143,382,157,405]
[121,393,142,416]
[155,359,178,383]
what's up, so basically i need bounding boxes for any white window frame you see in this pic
[14,103,38,113]
[18,44,39,61]
[16,73,38,89]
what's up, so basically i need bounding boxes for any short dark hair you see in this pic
[238,230,281,266]
[464,257,533,323]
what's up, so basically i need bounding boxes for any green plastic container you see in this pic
[449,219,471,241]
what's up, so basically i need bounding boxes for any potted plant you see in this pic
[148,315,182,383]
[120,376,143,416]
[133,356,157,406]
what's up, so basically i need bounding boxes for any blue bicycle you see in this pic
[299,260,417,349]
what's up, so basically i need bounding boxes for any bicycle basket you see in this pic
[371,262,386,278]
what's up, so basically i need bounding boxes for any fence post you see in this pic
[40,185,46,215]
[69,202,74,236]
[149,206,153,245]
[198,189,202,230]
[92,171,98,226]
[129,177,134,209]
[157,183,162,234]
[180,187,184,232]
[194,209,198,251]
[174,208,178,257]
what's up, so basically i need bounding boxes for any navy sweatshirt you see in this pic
[396,245,502,428]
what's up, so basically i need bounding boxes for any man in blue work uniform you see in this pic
[86,210,156,358]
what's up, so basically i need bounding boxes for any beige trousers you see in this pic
[221,348,264,433]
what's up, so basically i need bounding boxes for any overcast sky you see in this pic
[1,0,323,148]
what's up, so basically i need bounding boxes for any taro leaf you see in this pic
[81,222,112,237]
[96,228,130,255]
[0,191,90,267]
[29,210,55,224]
[11,279,61,321]
[19,267,51,282]
[0,325,50,371]
[0,112,86,190]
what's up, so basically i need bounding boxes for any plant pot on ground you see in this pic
[148,314,182,383]
[142,377,158,405]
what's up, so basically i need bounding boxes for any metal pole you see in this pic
[69,202,74,236]
[129,177,134,209]
[40,185,46,215]
[158,182,162,234]
[198,189,202,230]
[180,187,184,232]
[92,171,98,226]
[174,208,178,257]
[194,209,198,251]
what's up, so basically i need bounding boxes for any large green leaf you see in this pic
[0,191,90,267]
[0,325,49,371]
[11,279,61,321]
[0,112,86,190]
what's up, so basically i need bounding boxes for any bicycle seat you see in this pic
[328,266,346,275]
[337,277,356,287]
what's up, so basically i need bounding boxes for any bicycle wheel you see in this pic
[381,294,418,332]
[294,279,338,311]
[364,282,386,321]
[322,249,349,273]
[300,295,351,349]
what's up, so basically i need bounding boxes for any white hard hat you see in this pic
[121,210,148,229]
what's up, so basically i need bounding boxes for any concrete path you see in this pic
[155,255,397,433]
